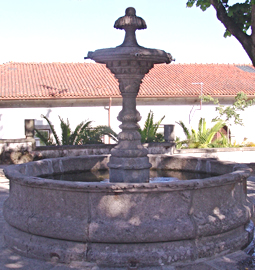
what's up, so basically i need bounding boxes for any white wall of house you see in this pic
[0,103,254,144]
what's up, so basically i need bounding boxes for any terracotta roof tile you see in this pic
[1,62,255,100]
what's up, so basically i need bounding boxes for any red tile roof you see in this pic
[1,62,255,100]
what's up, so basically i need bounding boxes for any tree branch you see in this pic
[252,4,255,43]
[210,0,253,64]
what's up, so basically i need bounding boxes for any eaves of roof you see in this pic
[1,62,255,101]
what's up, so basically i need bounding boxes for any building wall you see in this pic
[0,103,254,144]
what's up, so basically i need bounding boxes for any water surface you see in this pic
[42,169,215,182]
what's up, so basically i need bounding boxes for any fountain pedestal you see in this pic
[107,63,152,182]
[87,7,173,182]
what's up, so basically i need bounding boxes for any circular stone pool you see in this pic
[3,154,254,268]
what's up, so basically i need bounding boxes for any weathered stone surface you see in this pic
[87,8,172,183]
[149,155,239,175]
[205,250,251,270]
[4,223,87,263]
[60,155,109,172]
[109,167,150,183]
[174,263,215,270]
[28,188,90,241]
[89,190,194,242]
[3,181,33,232]
[192,182,251,236]
[3,154,253,267]
[87,241,196,268]
[195,226,249,259]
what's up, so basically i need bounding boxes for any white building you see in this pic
[1,62,255,144]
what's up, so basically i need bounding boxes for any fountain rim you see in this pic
[86,46,172,64]
[4,155,251,193]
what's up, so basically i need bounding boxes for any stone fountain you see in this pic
[87,7,173,183]
[3,7,254,269]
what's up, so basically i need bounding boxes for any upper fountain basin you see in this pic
[87,46,173,65]
[86,7,173,65]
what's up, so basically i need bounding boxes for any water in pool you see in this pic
[41,169,216,182]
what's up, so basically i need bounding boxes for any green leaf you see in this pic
[186,0,253,49]
[139,111,165,143]
[186,0,196,8]
[201,92,255,126]
[176,120,191,140]
[41,115,61,145]
[37,115,118,146]
[224,29,232,38]
[176,117,225,148]
[59,117,71,145]
[35,129,54,146]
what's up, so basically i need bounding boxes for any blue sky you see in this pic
[0,0,251,64]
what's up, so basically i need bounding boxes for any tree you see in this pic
[186,0,255,66]
[176,117,226,148]
[35,115,118,146]
[202,92,255,142]
[202,92,255,126]
[138,111,165,143]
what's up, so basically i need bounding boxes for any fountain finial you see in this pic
[114,7,147,30]
[114,7,146,47]
[125,7,136,16]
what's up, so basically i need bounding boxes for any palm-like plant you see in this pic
[138,111,165,143]
[35,115,60,145]
[76,125,118,145]
[209,133,231,148]
[59,117,93,145]
[35,115,118,146]
[176,118,226,149]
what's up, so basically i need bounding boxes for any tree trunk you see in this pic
[210,0,255,66]
[251,4,255,66]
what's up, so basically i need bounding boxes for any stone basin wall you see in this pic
[0,141,175,164]
[175,147,255,165]
[3,155,254,268]
[2,138,255,166]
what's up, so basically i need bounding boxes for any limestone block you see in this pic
[29,187,90,241]
[4,223,87,263]
[88,190,195,243]
[192,182,250,236]
[60,155,109,172]
[87,241,196,267]
[195,226,249,259]
[3,181,33,232]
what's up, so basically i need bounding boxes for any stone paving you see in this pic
[0,165,255,270]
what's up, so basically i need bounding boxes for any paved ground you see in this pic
[1,165,255,270]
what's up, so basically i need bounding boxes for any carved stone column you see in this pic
[106,61,153,182]
[86,7,173,182]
